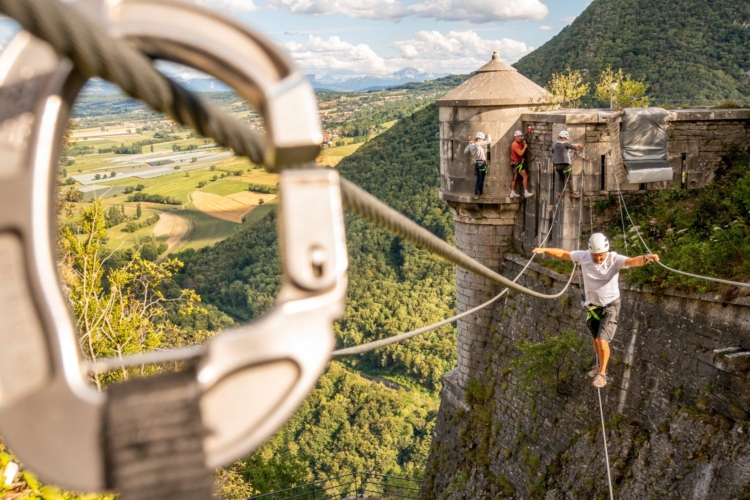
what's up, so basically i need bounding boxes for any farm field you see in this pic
[62,83,429,258]
[191,191,257,223]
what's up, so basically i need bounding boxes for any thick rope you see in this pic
[334,174,577,357]
[597,387,614,500]
[609,152,750,289]
[0,0,583,302]
[0,0,266,164]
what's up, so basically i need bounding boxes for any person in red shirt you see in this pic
[510,130,533,198]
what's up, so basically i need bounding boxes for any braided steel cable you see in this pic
[608,152,750,289]
[0,0,579,300]
[0,0,266,164]
[334,174,578,357]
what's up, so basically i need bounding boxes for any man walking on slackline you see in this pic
[465,131,492,199]
[533,233,659,388]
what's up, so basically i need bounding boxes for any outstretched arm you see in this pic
[532,247,572,261]
[625,254,660,267]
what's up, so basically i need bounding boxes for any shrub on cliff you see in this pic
[610,147,750,294]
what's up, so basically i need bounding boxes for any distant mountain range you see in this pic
[80,67,447,95]
[309,68,448,92]
[513,0,750,104]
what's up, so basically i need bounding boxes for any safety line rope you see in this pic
[0,0,587,303]
[597,387,615,500]
[333,173,577,357]
[608,152,750,289]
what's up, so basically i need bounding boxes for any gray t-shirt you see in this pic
[570,251,630,306]
[465,136,492,162]
[551,141,577,164]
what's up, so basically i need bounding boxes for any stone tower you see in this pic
[437,52,550,389]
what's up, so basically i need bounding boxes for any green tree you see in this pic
[544,67,590,109]
[59,201,201,387]
[136,203,142,219]
[595,66,651,109]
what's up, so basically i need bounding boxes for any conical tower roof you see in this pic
[437,52,550,107]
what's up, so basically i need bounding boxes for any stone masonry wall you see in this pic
[424,255,750,499]
[453,220,512,388]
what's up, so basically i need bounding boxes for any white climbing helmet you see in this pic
[475,132,485,139]
[589,233,610,254]
[514,130,523,137]
[559,130,570,139]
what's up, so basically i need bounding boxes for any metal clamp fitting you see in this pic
[0,0,344,492]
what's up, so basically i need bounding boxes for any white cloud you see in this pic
[193,0,259,12]
[409,0,548,23]
[267,0,548,22]
[282,30,534,78]
[282,35,393,74]
[266,0,406,20]
[539,25,553,31]
[392,30,533,69]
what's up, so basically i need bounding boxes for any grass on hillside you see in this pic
[179,201,277,252]
[200,180,250,196]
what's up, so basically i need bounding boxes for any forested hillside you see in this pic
[514,0,750,103]
[177,105,455,491]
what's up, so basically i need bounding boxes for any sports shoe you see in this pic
[524,190,534,198]
[473,195,479,200]
[510,191,521,198]
[592,373,608,388]
[588,367,600,378]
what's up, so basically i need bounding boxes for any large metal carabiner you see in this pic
[0,0,346,492]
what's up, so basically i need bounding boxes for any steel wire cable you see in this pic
[608,152,750,289]
[334,173,578,357]
[0,0,584,302]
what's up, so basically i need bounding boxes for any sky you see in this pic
[0,0,592,81]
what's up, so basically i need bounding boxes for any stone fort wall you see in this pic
[423,255,750,499]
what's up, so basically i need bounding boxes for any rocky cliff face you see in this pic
[422,255,750,499]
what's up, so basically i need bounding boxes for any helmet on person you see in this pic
[475,132,485,139]
[588,233,610,254]
[559,130,570,139]
[514,130,523,137]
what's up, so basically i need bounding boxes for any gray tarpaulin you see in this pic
[620,107,673,183]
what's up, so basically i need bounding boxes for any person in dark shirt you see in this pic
[510,130,533,198]
[550,130,583,199]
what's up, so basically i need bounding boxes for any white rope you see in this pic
[597,387,615,500]
[333,169,577,358]
[609,152,750,289]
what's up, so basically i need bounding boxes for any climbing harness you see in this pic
[512,161,524,173]
[0,0,345,495]
[608,151,750,289]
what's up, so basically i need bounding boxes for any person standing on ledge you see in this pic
[465,131,492,200]
[551,130,583,199]
[510,130,533,199]
[532,233,660,388]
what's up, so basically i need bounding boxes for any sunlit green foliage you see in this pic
[594,67,650,109]
[241,363,437,495]
[608,147,750,294]
[511,330,590,397]
[514,0,750,104]
[544,68,590,109]
[180,105,456,390]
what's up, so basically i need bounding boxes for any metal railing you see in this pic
[248,472,423,500]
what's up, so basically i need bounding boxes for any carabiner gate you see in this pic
[0,0,345,492]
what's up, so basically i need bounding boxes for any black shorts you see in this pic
[586,299,621,343]
[511,161,526,173]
